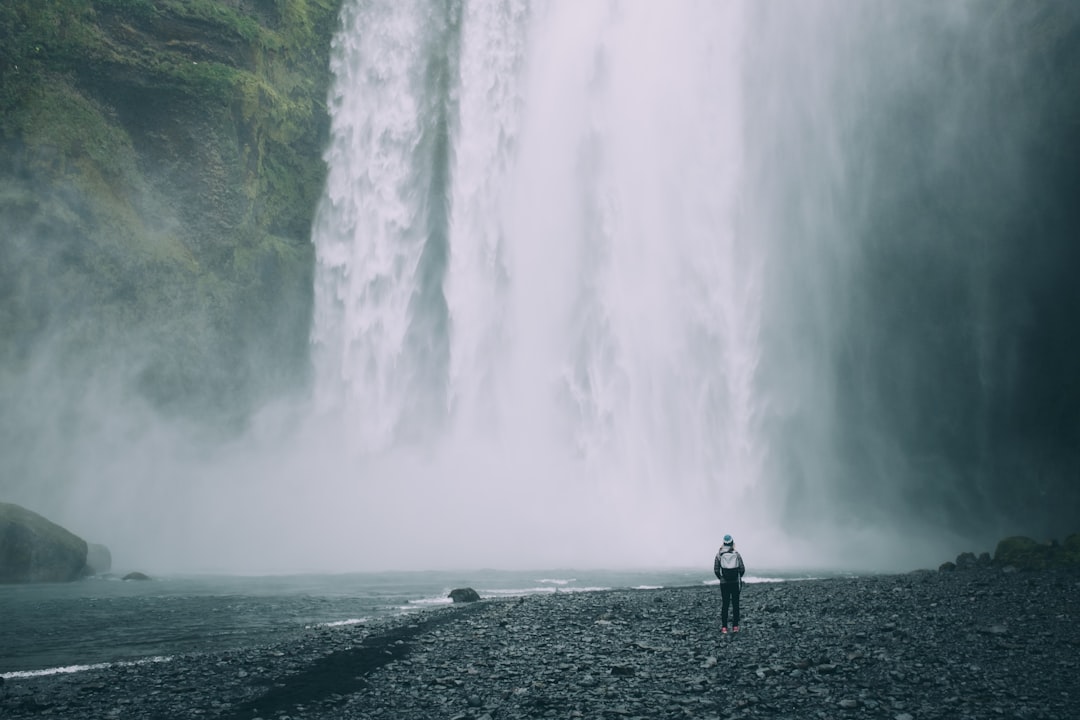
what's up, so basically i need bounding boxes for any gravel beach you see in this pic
[3,568,1078,720]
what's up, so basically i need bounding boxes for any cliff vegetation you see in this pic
[0,0,341,421]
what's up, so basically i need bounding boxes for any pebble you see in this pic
[1,568,1078,719]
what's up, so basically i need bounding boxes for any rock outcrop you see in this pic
[449,587,482,603]
[941,535,1080,573]
[0,502,88,583]
[994,534,1080,570]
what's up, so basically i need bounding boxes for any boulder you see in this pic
[86,543,112,574]
[449,587,482,603]
[0,502,88,583]
[123,571,151,581]
[955,552,978,569]
[938,561,956,572]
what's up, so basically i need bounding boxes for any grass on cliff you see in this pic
[0,0,338,417]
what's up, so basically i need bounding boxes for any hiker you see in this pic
[713,534,745,634]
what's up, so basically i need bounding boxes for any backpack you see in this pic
[719,550,741,581]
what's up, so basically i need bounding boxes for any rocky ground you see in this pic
[2,568,1078,720]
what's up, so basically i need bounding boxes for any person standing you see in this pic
[713,534,745,634]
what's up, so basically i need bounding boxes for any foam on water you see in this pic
[314,618,369,628]
[1,656,173,680]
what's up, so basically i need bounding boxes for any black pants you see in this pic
[721,582,741,626]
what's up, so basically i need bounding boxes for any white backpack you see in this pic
[719,550,741,580]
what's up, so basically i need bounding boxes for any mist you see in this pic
[2,0,1078,575]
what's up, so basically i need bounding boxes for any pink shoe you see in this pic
[732,626,740,633]
[721,627,728,635]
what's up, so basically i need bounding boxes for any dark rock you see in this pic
[938,561,957,572]
[955,552,978,569]
[122,571,151,581]
[977,552,992,566]
[448,587,481,603]
[0,502,88,583]
[86,544,112,574]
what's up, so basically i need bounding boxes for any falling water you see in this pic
[4,1,1075,575]
[301,0,1064,570]
[308,0,785,569]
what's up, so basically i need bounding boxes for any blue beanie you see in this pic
[723,534,733,545]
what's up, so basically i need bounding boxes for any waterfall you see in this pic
[5,1,1072,575]
[309,0,776,568]
[305,0,1067,570]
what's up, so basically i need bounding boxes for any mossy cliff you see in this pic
[994,535,1080,571]
[0,0,341,420]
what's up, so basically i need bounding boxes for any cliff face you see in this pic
[0,0,341,421]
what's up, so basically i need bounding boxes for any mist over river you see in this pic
[2,1,1079,574]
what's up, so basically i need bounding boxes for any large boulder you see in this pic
[0,502,88,583]
[449,587,482,603]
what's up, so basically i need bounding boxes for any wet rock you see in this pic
[449,587,481,603]
[955,551,978,569]
[0,502,88,583]
[122,572,151,581]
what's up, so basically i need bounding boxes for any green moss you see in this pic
[160,0,263,43]
[0,0,338,418]
[994,534,1080,570]
[172,59,245,98]
[16,80,135,183]
[94,0,156,18]
[0,0,94,121]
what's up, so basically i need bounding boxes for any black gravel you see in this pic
[3,568,1078,719]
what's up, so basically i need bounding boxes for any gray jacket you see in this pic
[713,547,745,585]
